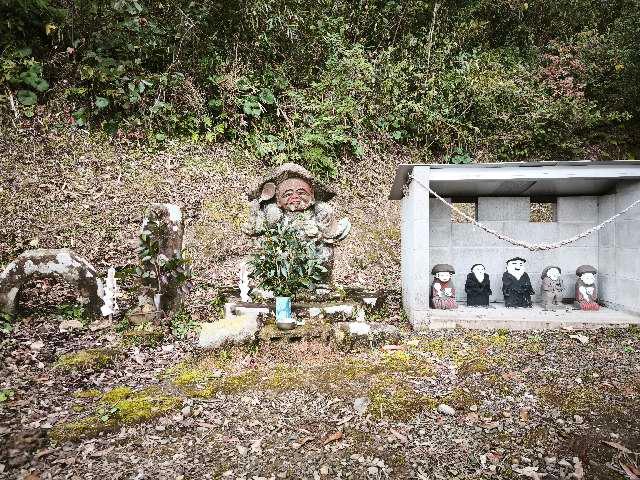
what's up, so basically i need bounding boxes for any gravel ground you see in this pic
[2,311,640,480]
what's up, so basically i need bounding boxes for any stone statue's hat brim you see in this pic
[576,264,597,276]
[432,263,455,274]
[248,162,336,202]
[506,257,527,264]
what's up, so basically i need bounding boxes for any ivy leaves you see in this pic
[17,90,37,106]
[6,49,50,107]
[241,88,276,118]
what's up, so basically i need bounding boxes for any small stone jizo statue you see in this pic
[541,266,564,311]
[430,264,457,309]
[502,257,534,308]
[464,263,492,307]
[575,265,600,311]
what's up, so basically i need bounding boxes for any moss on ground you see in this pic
[456,356,490,377]
[50,387,181,442]
[537,384,616,415]
[55,348,119,371]
[73,389,102,399]
[264,364,306,390]
[380,351,434,376]
[367,378,437,420]
[444,388,481,410]
[122,327,165,347]
[166,347,438,424]
[101,386,134,403]
[172,363,260,398]
[521,426,551,448]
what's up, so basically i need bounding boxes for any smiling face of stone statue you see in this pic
[580,272,595,285]
[547,267,561,281]
[506,259,526,280]
[435,272,451,282]
[471,264,485,282]
[276,178,315,212]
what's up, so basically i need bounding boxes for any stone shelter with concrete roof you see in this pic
[389,161,640,329]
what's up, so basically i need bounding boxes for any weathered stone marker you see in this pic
[0,248,101,317]
[135,203,186,321]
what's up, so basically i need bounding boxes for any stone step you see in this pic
[414,305,640,330]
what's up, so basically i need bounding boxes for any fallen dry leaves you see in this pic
[322,431,343,446]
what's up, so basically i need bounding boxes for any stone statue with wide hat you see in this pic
[243,163,351,281]
[575,264,600,311]
[430,263,458,309]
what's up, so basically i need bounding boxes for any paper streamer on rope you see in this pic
[408,174,640,252]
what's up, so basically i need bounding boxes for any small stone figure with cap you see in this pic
[502,257,534,308]
[430,264,457,309]
[243,163,351,280]
[464,263,492,307]
[541,266,564,311]
[575,265,600,311]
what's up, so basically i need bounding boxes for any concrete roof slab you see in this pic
[389,161,640,199]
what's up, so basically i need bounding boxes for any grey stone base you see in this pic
[409,304,640,331]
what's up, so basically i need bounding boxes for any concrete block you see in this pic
[616,180,640,220]
[408,219,429,246]
[598,223,615,248]
[615,278,640,314]
[430,198,452,221]
[557,247,598,274]
[598,274,616,305]
[615,220,640,249]
[560,274,576,299]
[527,250,560,274]
[430,247,453,267]
[598,248,616,276]
[502,222,560,244]
[198,315,260,349]
[478,197,529,221]
[558,223,598,248]
[429,221,451,247]
[450,247,502,275]
[557,196,598,222]
[410,288,431,311]
[489,272,504,302]
[408,192,429,222]
[598,194,616,222]
[452,222,508,248]
[615,248,640,280]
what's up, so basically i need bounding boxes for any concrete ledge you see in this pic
[409,304,640,331]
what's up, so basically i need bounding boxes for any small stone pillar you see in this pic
[136,203,186,319]
[401,166,431,327]
[0,249,101,317]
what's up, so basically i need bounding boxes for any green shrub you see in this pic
[0,0,638,170]
[248,222,327,297]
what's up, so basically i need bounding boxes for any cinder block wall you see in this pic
[599,180,640,314]
[429,195,599,304]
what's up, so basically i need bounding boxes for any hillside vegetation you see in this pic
[2,0,639,180]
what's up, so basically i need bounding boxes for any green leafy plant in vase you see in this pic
[248,221,327,329]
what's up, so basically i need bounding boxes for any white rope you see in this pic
[409,174,640,252]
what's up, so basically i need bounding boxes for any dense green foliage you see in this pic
[249,222,327,297]
[1,0,639,176]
